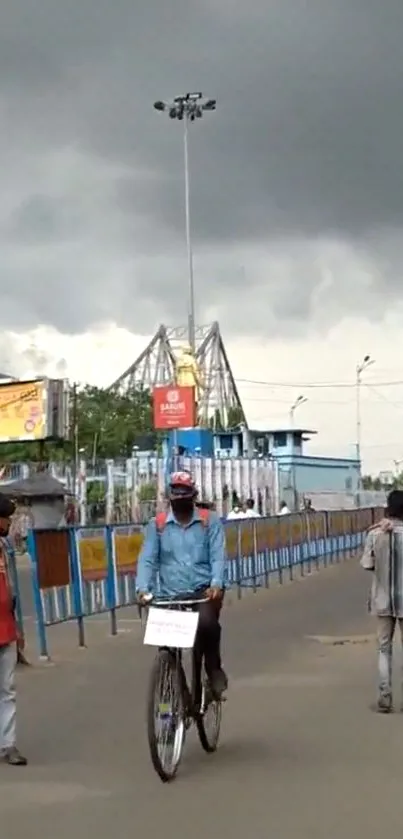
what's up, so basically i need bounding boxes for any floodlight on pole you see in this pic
[355,354,375,505]
[153,92,217,350]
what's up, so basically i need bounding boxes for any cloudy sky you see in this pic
[1,0,403,473]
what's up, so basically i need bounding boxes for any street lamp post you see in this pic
[289,395,307,511]
[356,354,375,505]
[153,93,217,351]
[290,395,308,427]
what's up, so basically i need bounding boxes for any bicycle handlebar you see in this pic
[153,597,210,606]
[138,595,209,608]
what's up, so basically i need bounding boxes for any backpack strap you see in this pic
[155,512,168,532]
[155,509,210,531]
[198,509,210,527]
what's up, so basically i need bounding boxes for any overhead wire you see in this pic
[236,376,403,390]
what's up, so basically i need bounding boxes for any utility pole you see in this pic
[153,93,217,350]
[356,355,374,506]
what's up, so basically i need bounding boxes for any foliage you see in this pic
[362,473,399,491]
[208,406,245,430]
[86,481,106,504]
[362,475,384,491]
[208,410,224,431]
[138,481,158,502]
[227,406,245,428]
[73,384,155,460]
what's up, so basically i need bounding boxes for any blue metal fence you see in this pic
[25,507,381,658]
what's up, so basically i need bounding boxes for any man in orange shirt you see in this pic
[0,496,27,766]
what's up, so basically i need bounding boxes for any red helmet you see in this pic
[168,471,197,499]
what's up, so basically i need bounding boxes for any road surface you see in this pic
[3,557,402,838]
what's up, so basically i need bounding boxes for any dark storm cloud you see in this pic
[1,0,403,338]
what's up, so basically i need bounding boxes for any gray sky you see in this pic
[2,0,403,339]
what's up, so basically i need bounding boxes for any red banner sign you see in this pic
[153,386,196,430]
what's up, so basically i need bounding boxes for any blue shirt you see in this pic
[136,509,227,597]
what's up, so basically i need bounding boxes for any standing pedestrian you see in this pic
[244,498,260,518]
[0,496,27,765]
[226,500,246,520]
[360,489,403,713]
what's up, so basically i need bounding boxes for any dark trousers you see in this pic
[194,597,223,676]
[171,590,223,677]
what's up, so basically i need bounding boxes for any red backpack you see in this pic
[155,508,210,531]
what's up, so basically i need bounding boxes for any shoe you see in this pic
[2,747,28,766]
[210,669,228,699]
[377,694,392,714]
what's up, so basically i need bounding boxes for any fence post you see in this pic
[304,514,311,574]
[251,520,258,594]
[105,525,118,636]
[276,517,283,585]
[324,511,330,566]
[297,514,304,577]
[287,515,294,582]
[69,529,86,649]
[346,510,352,559]
[26,530,49,660]
[259,519,269,589]
[335,512,341,562]
[236,523,242,599]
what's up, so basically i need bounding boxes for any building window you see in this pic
[273,432,287,448]
[345,476,352,491]
[219,434,233,450]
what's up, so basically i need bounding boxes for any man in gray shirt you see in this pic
[361,490,403,713]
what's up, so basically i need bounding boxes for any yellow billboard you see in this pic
[0,380,47,442]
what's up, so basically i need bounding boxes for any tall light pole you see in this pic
[153,93,217,351]
[290,395,308,426]
[356,354,375,504]
[288,395,307,511]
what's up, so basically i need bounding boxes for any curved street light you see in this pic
[290,394,308,426]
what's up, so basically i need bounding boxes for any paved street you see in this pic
[3,557,403,838]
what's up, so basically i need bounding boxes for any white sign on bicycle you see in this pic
[144,608,199,649]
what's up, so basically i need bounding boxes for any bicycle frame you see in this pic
[142,595,223,780]
[141,596,210,718]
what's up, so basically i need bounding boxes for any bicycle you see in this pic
[141,595,224,783]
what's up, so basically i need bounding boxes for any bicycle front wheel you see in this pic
[196,684,222,753]
[146,649,186,782]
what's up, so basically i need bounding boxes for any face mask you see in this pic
[171,498,194,517]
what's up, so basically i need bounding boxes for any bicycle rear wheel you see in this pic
[196,682,222,753]
[147,649,186,782]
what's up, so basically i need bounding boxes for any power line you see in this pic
[237,376,403,390]
[242,395,354,405]
[365,385,403,413]
[244,394,403,406]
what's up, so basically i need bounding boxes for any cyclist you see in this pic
[136,471,228,698]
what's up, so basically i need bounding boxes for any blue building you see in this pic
[270,428,358,500]
[214,426,360,508]
[164,425,360,508]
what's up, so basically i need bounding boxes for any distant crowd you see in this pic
[226,496,315,520]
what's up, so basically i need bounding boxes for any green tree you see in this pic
[208,409,224,431]
[227,406,245,428]
[74,385,155,459]
[0,384,155,463]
